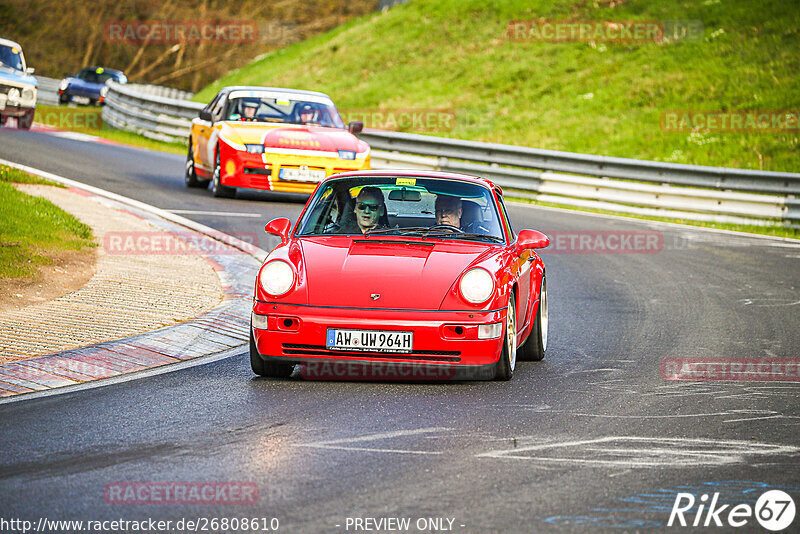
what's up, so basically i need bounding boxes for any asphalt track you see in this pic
[0,128,799,532]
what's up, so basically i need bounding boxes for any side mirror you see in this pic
[265,217,292,244]
[348,120,364,134]
[515,229,549,253]
[199,110,213,122]
[26,67,35,75]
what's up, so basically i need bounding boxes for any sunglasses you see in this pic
[356,202,381,213]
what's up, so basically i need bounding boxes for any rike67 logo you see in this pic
[669,490,795,531]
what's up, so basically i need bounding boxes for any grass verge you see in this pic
[33,105,186,155]
[195,0,799,173]
[0,165,96,279]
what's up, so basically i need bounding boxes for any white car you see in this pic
[0,37,37,129]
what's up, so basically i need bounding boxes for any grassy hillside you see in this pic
[194,0,799,172]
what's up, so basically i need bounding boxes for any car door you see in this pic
[72,68,92,97]
[192,92,221,172]
[497,194,532,332]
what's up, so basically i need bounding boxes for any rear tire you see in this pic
[211,150,236,198]
[494,294,517,381]
[519,276,547,361]
[185,141,209,188]
[250,327,294,378]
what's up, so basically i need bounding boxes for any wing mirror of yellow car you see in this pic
[199,110,213,122]
[515,229,550,253]
[348,121,364,134]
[265,218,292,244]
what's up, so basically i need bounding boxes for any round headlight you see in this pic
[7,88,19,102]
[100,86,109,97]
[259,260,294,296]
[21,87,35,103]
[459,268,494,304]
[59,79,69,91]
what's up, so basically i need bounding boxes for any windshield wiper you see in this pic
[422,231,504,243]
[364,226,431,236]
[364,226,503,242]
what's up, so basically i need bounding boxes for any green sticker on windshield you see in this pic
[96,67,104,74]
[11,47,19,54]
[276,99,290,106]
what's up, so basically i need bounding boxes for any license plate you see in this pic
[279,168,326,182]
[326,329,413,354]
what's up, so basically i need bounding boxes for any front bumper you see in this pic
[252,301,505,379]
[219,145,369,194]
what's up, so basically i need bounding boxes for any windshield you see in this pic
[77,68,120,83]
[296,175,506,244]
[0,44,24,71]
[225,94,345,128]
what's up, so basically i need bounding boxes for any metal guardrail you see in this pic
[103,82,203,143]
[34,75,61,106]
[101,82,800,226]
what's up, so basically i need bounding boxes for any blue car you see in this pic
[58,66,127,105]
[0,37,37,129]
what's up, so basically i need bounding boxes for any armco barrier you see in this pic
[101,82,800,226]
[34,75,61,106]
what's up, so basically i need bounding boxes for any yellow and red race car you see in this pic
[185,86,370,197]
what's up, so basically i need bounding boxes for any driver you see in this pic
[434,195,462,228]
[344,187,387,234]
[240,98,259,120]
[229,98,260,121]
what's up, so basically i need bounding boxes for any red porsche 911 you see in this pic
[250,170,549,381]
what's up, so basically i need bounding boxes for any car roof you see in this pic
[83,66,124,75]
[219,86,333,100]
[322,169,500,192]
[0,38,23,49]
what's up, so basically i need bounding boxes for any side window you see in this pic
[203,93,221,114]
[211,95,227,122]
[496,193,515,241]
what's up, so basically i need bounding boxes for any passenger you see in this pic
[298,103,317,124]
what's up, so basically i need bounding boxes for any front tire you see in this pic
[184,141,209,188]
[18,109,34,130]
[494,294,517,381]
[59,93,71,105]
[519,276,547,361]
[250,327,294,378]
[211,150,236,198]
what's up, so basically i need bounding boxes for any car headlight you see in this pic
[245,144,265,154]
[21,87,36,104]
[259,260,295,296]
[338,150,356,160]
[100,86,108,97]
[7,88,19,103]
[459,268,494,304]
[59,79,69,91]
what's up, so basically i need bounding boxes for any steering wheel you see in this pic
[429,224,464,233]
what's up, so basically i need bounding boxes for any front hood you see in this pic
[0,66,37,87]
[220,122,366,154]
[300,238,490,309]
